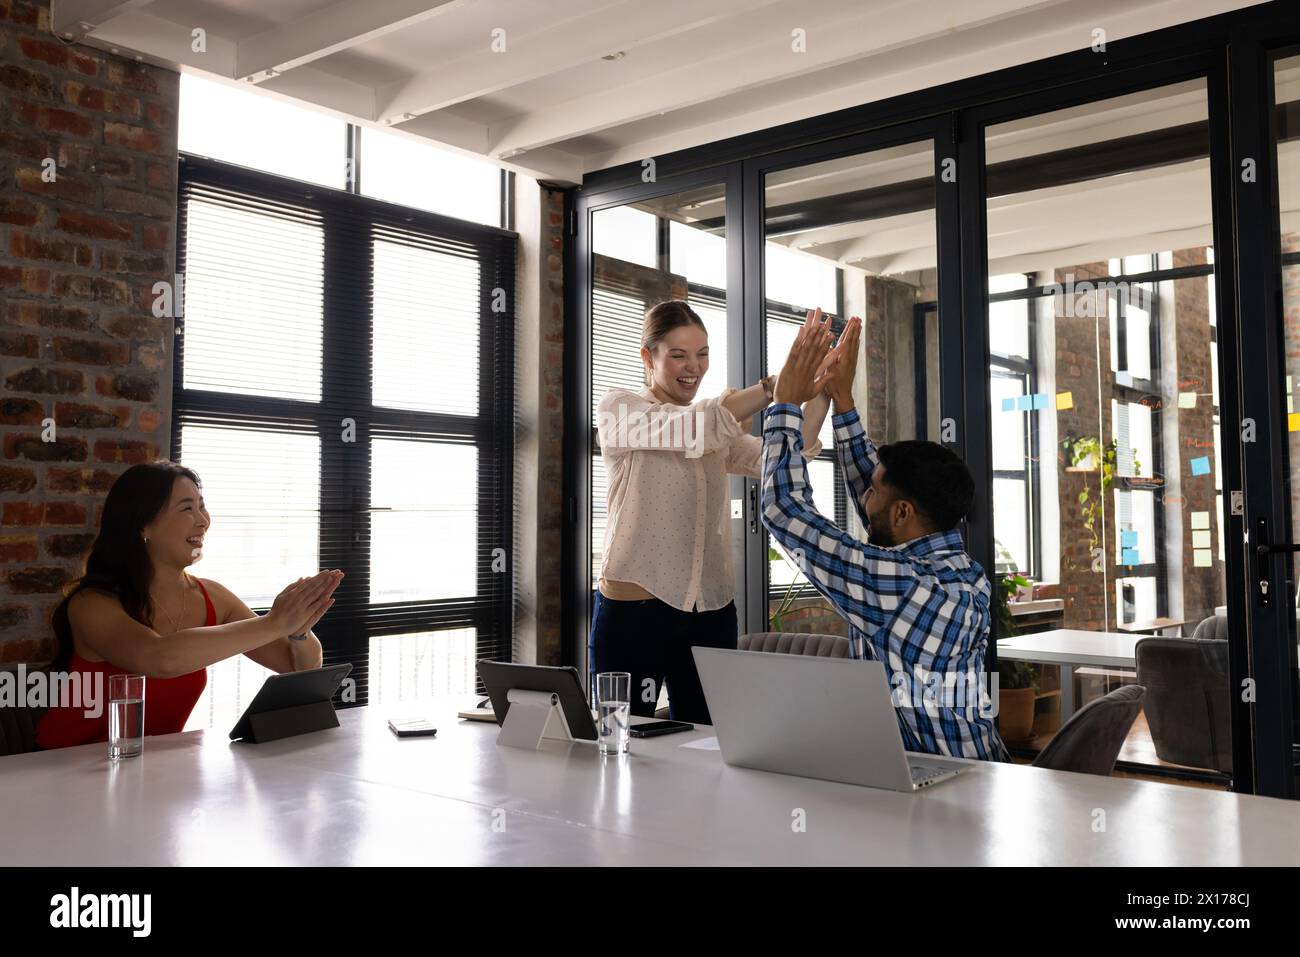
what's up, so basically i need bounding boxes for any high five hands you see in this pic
[774,308,861,407]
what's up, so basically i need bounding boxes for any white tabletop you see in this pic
[998,629,1139,668]
[2,699,1298,865]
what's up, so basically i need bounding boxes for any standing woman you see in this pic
[591,300,834,723]
[36,461,342,749]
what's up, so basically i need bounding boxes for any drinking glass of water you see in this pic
[108,674,144,760]
[595,671,630,755]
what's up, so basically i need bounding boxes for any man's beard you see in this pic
[866,522,896,547]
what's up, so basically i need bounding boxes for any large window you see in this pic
[176,156,516,724]
[179,74,505,228]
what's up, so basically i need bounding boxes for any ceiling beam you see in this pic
[51,0,155,41]
[578,0,1256,172]
[487,0,1072,157]
[375,0,767,122]
[236,0,462,85]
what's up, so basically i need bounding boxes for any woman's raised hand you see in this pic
[823,316,861,407]
[266,569,343,638]
[776,311,834,405]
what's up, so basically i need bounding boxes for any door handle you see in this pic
[748,482,759,535]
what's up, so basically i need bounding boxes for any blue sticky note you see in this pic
[1016,394,1032,411]
[1001,397,1015,412]
[1032,393,1048,410]
[1121,530,1138,548]
[1190,456,1211,476]
[1121,548,1139,566]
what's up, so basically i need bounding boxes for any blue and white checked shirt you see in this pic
[761,402,1010,762]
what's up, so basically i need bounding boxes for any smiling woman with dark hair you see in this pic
[36,461,343,750]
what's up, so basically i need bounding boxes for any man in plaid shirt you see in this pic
[762,311,1009,762]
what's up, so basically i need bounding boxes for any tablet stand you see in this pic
[497,688,573,750]
[245,700,340,744]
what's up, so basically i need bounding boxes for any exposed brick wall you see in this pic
[1053,252,1225,630]
[513,178,566,665]
[1284,233,1300,545]
[1170,247,1222,623]
[0,0,178,664]
[1052,261,1114,630]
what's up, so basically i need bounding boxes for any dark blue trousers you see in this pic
[587,591,738,725]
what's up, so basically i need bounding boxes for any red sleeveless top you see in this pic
[35,579,217,750]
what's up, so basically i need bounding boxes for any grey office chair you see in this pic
[739,632,850,658]
[1031,684,1145,776]
[1135,636,1232,773]
[1191,613,1228,640]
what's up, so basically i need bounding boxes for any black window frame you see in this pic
[172,152,517,707]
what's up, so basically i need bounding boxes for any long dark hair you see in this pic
[50,461,202,672]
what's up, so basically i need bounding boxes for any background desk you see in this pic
[998,629,1139,718]
[2,699,1298,865]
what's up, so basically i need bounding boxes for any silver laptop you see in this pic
[692,647,965,791]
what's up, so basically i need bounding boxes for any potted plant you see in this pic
[993,571,1037,744]
[768,545,801,631]
[1060,435,1140,555]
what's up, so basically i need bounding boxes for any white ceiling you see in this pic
[56,0,1268,185]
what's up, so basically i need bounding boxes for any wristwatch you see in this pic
[761,374,776,402]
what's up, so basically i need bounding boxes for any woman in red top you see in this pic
[36,461,343,750]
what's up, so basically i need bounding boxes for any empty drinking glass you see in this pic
[595,671,630,755]
[108,674,144,760]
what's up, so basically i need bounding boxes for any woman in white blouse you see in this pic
[591,300,834,723]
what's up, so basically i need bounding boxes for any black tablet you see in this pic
[476,660,598,741]
[229,663,353,742]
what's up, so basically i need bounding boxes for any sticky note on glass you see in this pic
[1289,412,1300,432]
[1178,392,1197,409]
[1191,511,1210,529]
[1193,549,1212,568]
[1056,391,1073,410]
[1032,393,1048,410]
[1121,548,1139,566]
[1192,529,1212,549]
[1120,530,1138,548]
[1001,397,1016,411]
[1016,394,1032,411]
[1190,456,1211,476]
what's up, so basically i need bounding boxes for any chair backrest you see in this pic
[1031,684,1145,775]
[1192,614,1228,640]
[739,632,850,658]
[1135,636,1232,773]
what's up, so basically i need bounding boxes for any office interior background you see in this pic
[0,0,1298,801]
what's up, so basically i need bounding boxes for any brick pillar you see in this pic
[0,0,179,664]
[1053,261,1115,630]
[1170,247,1222,621]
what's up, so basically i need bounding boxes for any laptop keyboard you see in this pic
[908,763,950,787]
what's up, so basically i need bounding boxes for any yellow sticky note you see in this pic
[1289,412,1300,432]
[1055,391,1073,410]
[1192,529,1211,549]
[1191,511,1210,530]
[1178,392,1197,409]
[1193,549,1212,568]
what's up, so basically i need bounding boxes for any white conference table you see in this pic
[998,628,1300,719]
[2,696,1299,866]
[997,629,1139,719]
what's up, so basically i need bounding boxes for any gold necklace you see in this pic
[154,577,190,634]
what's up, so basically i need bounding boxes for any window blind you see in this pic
[174,155,516,705]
